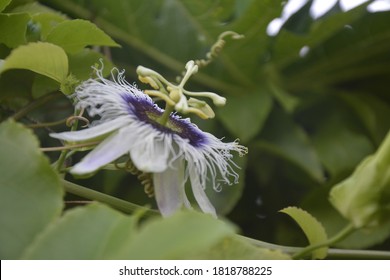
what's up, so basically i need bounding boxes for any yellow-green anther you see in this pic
[144,90,176,106]
[184,107,210,120]
[188,98,215,119]
[136,66,172,86]
[138,75,159,89]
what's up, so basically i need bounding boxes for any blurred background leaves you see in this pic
[1,0,390,257]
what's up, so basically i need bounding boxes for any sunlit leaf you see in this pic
[280,206,328,259]
[10,2,68,39]
[46,19,120,54]
[32,12,67,39]
[1,42,69,83]
[0,120,63,259]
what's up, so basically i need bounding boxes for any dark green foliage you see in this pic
[1,0,390,259]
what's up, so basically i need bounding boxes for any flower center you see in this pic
[123,95,206,147]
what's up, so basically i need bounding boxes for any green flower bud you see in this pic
[329,131,390,228]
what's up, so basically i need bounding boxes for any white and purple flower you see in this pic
[51,67,247,217]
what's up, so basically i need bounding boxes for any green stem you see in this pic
[27,116,76,128]
[62,180,159,217]
[157,104,174,126]
[10,93,61,121]
[61,179,390,259]
[292,223,356,259]
[239,235,390,259]
[53,108,81,171]
[41,141,100,152]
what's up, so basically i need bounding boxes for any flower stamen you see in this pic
[136,31,243,121]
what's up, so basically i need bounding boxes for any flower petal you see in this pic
[189,167,217,218]
[153,158,186,217]
[70,126,135,175]
[130,132,170,173]
[50,116,131,142]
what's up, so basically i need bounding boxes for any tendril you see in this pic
[115,159,154,197]
[66,115,89,127]
[66,108,89,127]
[194,31,245,69]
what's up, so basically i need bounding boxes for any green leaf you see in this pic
[257,106,324,182]
[0,120,63,259]
[0,0,11,12]
[336,220,390,249]
[311,106,375,180]
[0,13,30,48]
[218,89,272,143]
[272,3,367,67]
[31,74,60,99]
[32,12,67,40]
[280,206,328,259]
[329,130,390,228]
[0,69,34,103]
[68,49,114,81]
[302,187,390,249]
[60,0,282,91]
[340,93,390,146]
[122,211,236,259]
[23,203,137,259]
[23,208,235,260]
[282,0,314,34]
[1,42,69,83]
[10,2,68,40]
[281,8,390,94]
[46,19,120,54]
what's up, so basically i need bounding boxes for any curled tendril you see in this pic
[66,115,90,127]
[66,108,90,127]
[115,159,154,197]
[194,31,244,69]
